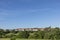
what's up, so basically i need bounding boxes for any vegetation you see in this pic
[0,27,60,40]
[0,38,53,40]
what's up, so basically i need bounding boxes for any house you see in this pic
[15,28,45,31]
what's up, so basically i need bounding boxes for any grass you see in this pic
[16,39,49,40]
[0,38,10,40]
[0,38,53,40]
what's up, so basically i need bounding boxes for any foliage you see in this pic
[10,36,16,40]
[17,31,29,38]
[0,27,60,39]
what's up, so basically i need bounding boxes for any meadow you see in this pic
[0,38,51,40]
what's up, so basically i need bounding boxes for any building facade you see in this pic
[15,28,45,31]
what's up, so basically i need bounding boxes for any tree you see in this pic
[28,32,39,39]
[10,36,16,40]
[29,31,45,39]
[5,33,15,38]
[0,29,4,38]
[17,31,29,38]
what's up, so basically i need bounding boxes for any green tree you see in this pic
[28,32,38,39]
[0,29,4,38]
[17,31,29,39]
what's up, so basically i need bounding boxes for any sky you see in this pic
[0,0,60,29]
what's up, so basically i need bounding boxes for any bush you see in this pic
[10,37,16,40]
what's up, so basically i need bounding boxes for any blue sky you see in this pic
[0,0,60,29]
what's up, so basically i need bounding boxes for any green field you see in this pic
[0,38,51,40]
